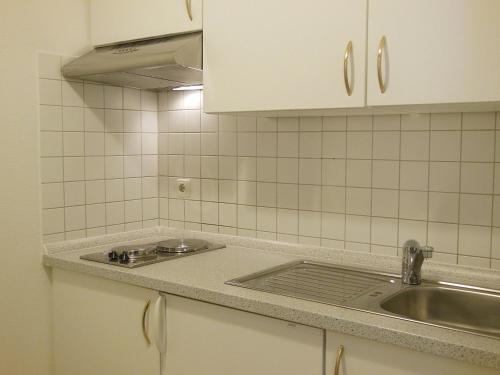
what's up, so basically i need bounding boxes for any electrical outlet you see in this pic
[176,178,191,198]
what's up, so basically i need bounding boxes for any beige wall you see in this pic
[0,1,90,374]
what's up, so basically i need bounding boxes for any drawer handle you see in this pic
[377,36,387,93]
[185,0,193,21]
[343,41,353,96]
[142,300,151,345]
[333,344,344,375]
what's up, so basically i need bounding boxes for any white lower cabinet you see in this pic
[52,269,160,375]
[162,294,324,375]
[52,270,498,375]
[325,330,499,375]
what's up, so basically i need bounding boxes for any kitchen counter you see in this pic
[43,228,500,370]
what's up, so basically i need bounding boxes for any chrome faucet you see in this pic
[402,240,433,285]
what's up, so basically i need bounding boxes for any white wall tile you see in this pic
[106,202,124,225]
[430,131,461,161]
[428,192,459,223]
[460,163,494,194]
[373,131,400,160]
[257,207,277,232]
[428,222,458,254]
[62,81,84,107]
[299,132,322,158]
[371,189,398,218]
[104,86,123,109]
[346,188,371,215]
[461,131,494,162]
[277,209,298,234]
[372,160,399,189]
[346,160,371,187]
[459,194,492,226]
[429,162,460,192]
[298,185,321,211]
[277,184,298,209]
[430,113,461,131]
[63,157,84,181]
[40,105,62,131]
[399,161,428,191]
[84,83,104,109]
[458,225,491,257]
[345,215,370,243]
[277,132,299,157]
[462,112,495,130]
[400,132,429,161]
[322,186,345,213]
[371,217,398,246]
[62,107,84,131]
[238,205,256,229]
[65,206,86,231]
[373,115,400,131]
[402,114,430,131]
[399,191,428,220]
[39,79,61,105]
[322,159,345,186]
[321,213,345,240]
[42,183,64,209]
[87,204,106,228]
[42,208,64,234]
[322,132,346,158]
[64,181,85,206]
[346,132,372,159]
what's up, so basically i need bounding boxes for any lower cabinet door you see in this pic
[164,294,323,375]
[52,269,160,375]
[326,330,499,375]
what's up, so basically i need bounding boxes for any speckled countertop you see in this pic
[43,227,500,370]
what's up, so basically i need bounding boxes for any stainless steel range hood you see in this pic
[62,32,202,90]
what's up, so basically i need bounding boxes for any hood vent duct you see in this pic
[62,32,202,90]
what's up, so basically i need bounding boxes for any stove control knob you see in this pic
[119,252,130,263]
[108,251,119,262]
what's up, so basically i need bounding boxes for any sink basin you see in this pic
[380,285,500,338]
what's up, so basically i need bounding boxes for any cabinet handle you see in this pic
[377,36,387,93]
[333,344,344,375]
[343,41,353,96]
[185,0,193,21]
[142,300,151,345]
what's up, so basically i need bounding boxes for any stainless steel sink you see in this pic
[226,260,500,339]
[380,285,500,338]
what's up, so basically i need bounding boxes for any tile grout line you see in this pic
[456,113,463,265]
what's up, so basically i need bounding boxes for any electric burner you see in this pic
[80,239,225,268]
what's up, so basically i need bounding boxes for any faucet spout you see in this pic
[402,240,433,285]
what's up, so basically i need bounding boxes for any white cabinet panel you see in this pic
[164,294,323,375]
[52,269,160,375]
[326,330,499,375]
[203,0,367,113]
[91,0,202,46]
[367,0,500,106]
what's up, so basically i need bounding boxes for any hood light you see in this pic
[172,85,203,91]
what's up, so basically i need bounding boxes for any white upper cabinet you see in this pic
[203,0,368,113]
[90,0,202,46]
[367,0,500,106]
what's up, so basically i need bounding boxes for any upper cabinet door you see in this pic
[203,0,367,113]
[91,0,202,46]
[367,0,500,106]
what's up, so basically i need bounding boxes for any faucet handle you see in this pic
[421,245,433,259]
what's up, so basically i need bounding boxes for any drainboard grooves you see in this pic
[227,261,396,307]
